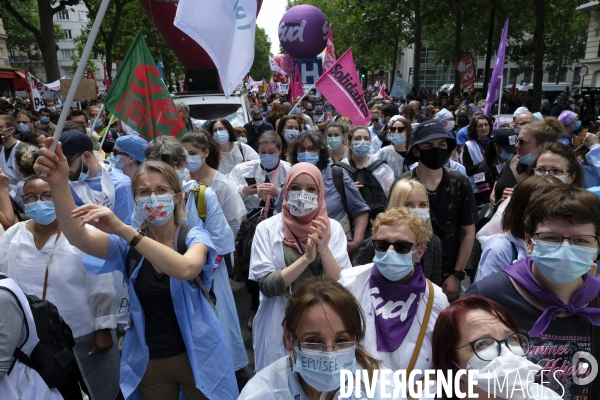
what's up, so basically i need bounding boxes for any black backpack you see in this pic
[0,276,76,389]
[334,159,388,222]
[125,224,217,314]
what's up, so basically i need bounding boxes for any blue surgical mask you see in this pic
[517,152,535,165]
[373,250,414,281]
[92,119,104,129]
[24,201,57,225]
[294,345,356,393]
[40,116,51,124]
[389,133,406,146]
[77,159,89,182]
[238,136,248,144]
[135,194,175,226]
[316,105,323,111]
[17,123,31,134]
[499,149,513,160]
[213,129,230,145]
[293,107,302,114]
[531,241,597,284]
[327,136,343,150]
[352,140,371,157]
[110,154,124,170]
[297,152,319,165]
[573,121,582,131]
[252,119,264,127]
[186,155,203,172]
[284,129,299,143]
[378,117,385,126]
[176,168,187,183]
[259,153,279,169]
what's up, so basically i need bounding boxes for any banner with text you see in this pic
[315,47,371,125]
[454,53,476,90]
[27,73,63,111]
[390,76,413,99]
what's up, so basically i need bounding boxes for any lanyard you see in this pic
[292,233,319,277]
[263,163,281,219]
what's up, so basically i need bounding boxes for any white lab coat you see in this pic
[209,170,247,236]
[0,140,24,193]
[0,276,63,400]
[249,214,351,372]
[339,264,449,378]
[339,156,396,198]
[218,141,259,177]
[229,159,291,214]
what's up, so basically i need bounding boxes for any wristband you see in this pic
[129,230,145,248]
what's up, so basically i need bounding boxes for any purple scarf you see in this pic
[369,262,426,352]
[504,258,600,337]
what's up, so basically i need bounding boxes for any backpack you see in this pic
[125,224,217,315]
[0,276,76,389]
[335,159,388,222]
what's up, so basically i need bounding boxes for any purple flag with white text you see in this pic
[484,19,509,116]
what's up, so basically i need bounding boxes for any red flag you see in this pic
[454,54,476,90]
[315,48,371,125]
[509,78,517,94]
[103,62,111,91]
[378,84,387,100]
[323,26,336,71]
[87,68,99,94]
[291,64,304,101]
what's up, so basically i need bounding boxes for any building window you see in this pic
[56,10,69,20]
[573,67,581,85]
[523,71,532,83]
[79,11,87,21]
[64,29,72,40]
[61,49,73,59]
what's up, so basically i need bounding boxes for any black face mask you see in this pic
[417,147,448,170]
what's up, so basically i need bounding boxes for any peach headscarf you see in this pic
[282,163,330,253]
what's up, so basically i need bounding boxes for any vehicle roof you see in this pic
[173,92,246,105]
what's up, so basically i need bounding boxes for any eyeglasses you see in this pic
[534,167,570,177]
[113,150,130,157]
[22,193,53,204]
[373,239,417,254]
[297,146,319,153]
[516,138,535,146]
[294,337,356,352]
[389,126,405,133]
[532,232,599,249]
[288,183,319,194]
[134,187,175,198]
[370,118,378,122]
[456,333,529,361]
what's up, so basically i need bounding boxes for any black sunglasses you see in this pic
[373,239,417,254]
[389,126,405,133]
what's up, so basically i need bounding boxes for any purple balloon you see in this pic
[279,5,329,59]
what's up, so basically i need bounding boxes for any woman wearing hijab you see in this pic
[339,207,448,376]
[249,163,351,372]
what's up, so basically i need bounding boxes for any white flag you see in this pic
[174,0,257,97]
[269,56,287,76]
[245,76,256,90]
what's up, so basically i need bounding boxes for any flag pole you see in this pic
[47,0,111,153]
[89,103,104,137]
[288,84,316,115]
[497,74,504,119]
[99,114,116,149]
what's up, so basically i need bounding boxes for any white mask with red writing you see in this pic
[135,194,175,226]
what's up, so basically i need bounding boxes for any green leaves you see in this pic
[249,27,273,81]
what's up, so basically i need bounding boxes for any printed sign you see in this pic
[60,79,97,100]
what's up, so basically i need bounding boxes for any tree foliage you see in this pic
[249,26,273,81]
[0,0,79,81]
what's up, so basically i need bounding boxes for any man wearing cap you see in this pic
[433,109,454,133]
[61,130,135,225]
[398,120,478,300]
[243,105,275,151]
[491,128,518,175]
[111,135,148,180]
[456,106,483,149]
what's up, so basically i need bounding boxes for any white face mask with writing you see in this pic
[287,190,318,217]
[460,344,541,400]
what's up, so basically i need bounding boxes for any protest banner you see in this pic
[390,75,413,99]
[454,54,476,90]
[60,79,97,100]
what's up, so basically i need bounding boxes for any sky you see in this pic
[256,0,286,55]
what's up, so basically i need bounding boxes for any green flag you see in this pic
[104,32,186,140]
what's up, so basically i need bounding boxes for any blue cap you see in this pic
[60,130,93,162]
[115,135,148,163]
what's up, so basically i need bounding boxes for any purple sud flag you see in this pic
[484,19,509,116]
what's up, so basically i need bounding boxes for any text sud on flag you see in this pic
[103,32,186,141]
[315,48,371,126]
